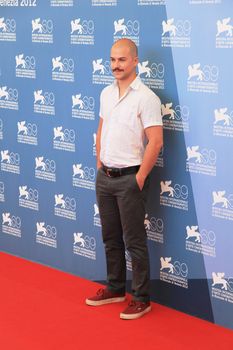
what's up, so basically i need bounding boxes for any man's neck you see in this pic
[117,74,137,98]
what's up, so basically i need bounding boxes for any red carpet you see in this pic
[0,252,232,350]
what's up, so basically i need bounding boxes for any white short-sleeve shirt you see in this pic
[99,76,162,168]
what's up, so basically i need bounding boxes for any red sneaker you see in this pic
[86,288,126,306]
[120,300,151,320]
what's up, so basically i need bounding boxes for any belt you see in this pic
[102,165,140,178]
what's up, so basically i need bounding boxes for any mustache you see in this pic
[113,68,124,72]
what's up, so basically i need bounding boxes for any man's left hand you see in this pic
[136,173,145,191]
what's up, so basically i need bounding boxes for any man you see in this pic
[86,38,163,320]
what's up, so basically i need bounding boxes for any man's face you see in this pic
[110,44,138,81]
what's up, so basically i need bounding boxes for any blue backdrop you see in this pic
[0,0,233,330]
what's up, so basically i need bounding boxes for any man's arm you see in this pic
[136,125,163,190]
[96,117,103,169]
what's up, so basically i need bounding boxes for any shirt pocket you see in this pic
[116,104,141,130]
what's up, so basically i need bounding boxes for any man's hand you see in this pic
[136,126,163,188]
[136,173,146,191]
[96,118,103,170]
[97,160,102,170]
[135,125,163,191]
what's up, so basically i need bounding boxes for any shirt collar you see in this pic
[130,75,141,90]
[113,75,141,90]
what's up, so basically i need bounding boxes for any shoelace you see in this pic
[128,300,143,309]
[128,300,146,310]
[97,288,105,296]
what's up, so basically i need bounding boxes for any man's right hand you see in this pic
[97,160,102,170]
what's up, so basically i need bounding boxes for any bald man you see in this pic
[86,39,163,320]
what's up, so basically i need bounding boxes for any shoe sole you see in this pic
[120,305,152,320]
[86,296,126,306]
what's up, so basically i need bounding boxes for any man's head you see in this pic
[110,39,138,82]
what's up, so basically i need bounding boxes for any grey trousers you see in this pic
[96,167,150,302]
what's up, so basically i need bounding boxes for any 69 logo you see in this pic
[173,105,189,121]
[73,163,95,181]
[92,59,112,75]
[2,213,21,229]
[199,148,217,166]
[34,90,55,106]
[32,18,53,34]
[162,103,189,122]
[81,20,94,35]
[149,63,165,79]
[71,19,94,35]
[173,184,188,200]
[45,225,57,239]
[188,63,219,82]
[15,55,36,70]
[72,93,95,110]
[1,150,20,165]
[81,96,95,111]
[19,186,38,201]
[160,181,188,200]
[84,235,96,250]
[187,146,217,166]
[202,65,219,82]
[36,222,57,239]
[52,56,74,73]
[160,257,188,278]
[138,62,165,79]
[186,225,217,245]
[144,214,164,233]
[35,157,56,173]
[173,260,188,277]
[55,194,76,211]
[0,87,18,102]
[27,188,38,201]
[0,18,16,33]
[74,232,96,250]
[63,129,75,143]
[200,229,216,246]
[53,126,75,143]
[174,20,192,37]
[114,18,140,36]
[17,121,37,137]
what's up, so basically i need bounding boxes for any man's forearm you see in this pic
[96,119,103,169]
[137,139,163,180]
[136,125,163,190]
[96,133,102,169]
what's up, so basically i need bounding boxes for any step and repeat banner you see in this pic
[0,0,232,329]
